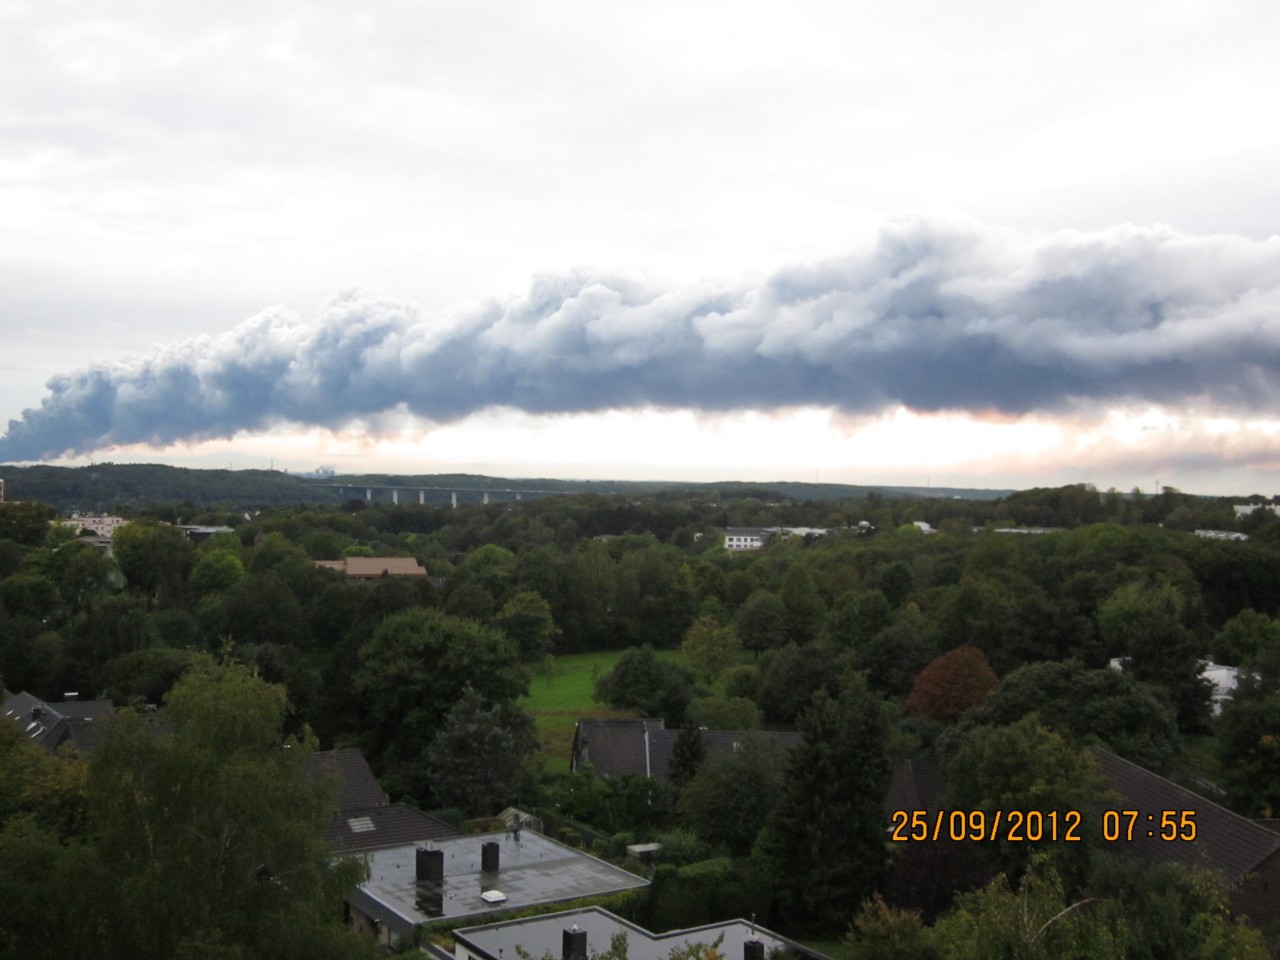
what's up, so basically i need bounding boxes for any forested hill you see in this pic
[0,462,1014,513]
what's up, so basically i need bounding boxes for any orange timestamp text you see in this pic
[889,809,1198,844]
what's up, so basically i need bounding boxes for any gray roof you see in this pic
[1,692,115,752]
[885,757,945,814]
[326,802,460,855]
[303,747,390,812]
[455,906,831,960]
[572,720,803,780]
[1089,746,1280,882]
[354,831,649,936]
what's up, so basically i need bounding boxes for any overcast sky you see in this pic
[3,0,1279,494]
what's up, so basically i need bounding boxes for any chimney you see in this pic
[744,941,765,960]
[30,707,43,722]
[415,847,444,884]
[562,926,587,960]
[481,841,500,874]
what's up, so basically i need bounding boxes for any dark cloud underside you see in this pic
[4,219,1280,461]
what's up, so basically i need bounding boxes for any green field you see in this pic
[522,649,681,773]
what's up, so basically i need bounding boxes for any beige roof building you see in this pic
[315,557,428,579]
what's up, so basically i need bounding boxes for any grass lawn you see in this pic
[522,649,681,773]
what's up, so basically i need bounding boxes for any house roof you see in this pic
[1,692,115,752]
[885,757,946,814]
[1089,746,1280,882]
[353,830,649,935]
[325,802,460,855]
[572,719,667,777]
[571,719,803,779]
[303,747,390,813]
[455,906,831,960]
[315,557,427,579]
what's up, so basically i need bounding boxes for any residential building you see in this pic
[570,719,803,779]
[0,691,115,753]
[314,557,428,580]
[454,906,831,960]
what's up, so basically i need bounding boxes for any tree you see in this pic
[112,521,195,604]
[779,566,826,645]
[905,646,998,726]
[961,660,1179,773]
[734,590,789,656]
[0,500,55,546]
[1099,581,1211,731]
[493,589,561,661]
[755,642,854,724]
[667,725,707,789]
[69,662,373,960]
[677,735,786,856]
[942,716,1102,877]
[765,676,892,932]
[593,645,695,725]
[425,685,538,815]
[355,608,528,789]
[1216,688,1280,816]
[827,589,892,649]
[681,615,739,684]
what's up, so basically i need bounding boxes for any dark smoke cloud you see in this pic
[4,219,1280,462]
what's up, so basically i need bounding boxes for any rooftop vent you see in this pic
[563,925,588,960]
[480,890,507,904]
[481,840,500,874]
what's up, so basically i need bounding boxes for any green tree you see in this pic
[961,660,1179,773]
[685,696,762,731]
[1099,581,1211,731]
[493,589,561,661]
[733,590,789,657]
[593,645,695,725]
[827,589,892,649]
[425,685,538,815]
[0,500,55,546]
[189,549,245,596]
[681,615,739,684]
[668,725,707,789]
[779,566,826,645]
[677,735,786,856]
[765,676,892,932]
[355,608,528,791]
[1217,688,1280,816]
[75,662,373,960]
[113,521,195,604]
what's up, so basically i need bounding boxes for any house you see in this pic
[350,832,649,948]
[570,719,803,779]
[722,528,773,551]
[882,749,1280,926]
[302,748,458,856]
[61,514,128,538]
[454,905,831,960]
[1089,746,1280,925]
[314,556,428,580]
[0,691,114,753]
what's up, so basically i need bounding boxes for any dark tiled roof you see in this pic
[1,692,115,752]
[572,720,803,779]
[885,757,945,814]
[325,802,461,855]
[303,748,389,813]
[572,719,665,777]
[647,729,804,778]
[1088,747,1280,882]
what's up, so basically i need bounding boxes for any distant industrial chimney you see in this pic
[563,925,588,960]
[481,841,500,874]
[744,940,765,960]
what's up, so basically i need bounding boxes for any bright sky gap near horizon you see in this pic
[3,1,1279,495]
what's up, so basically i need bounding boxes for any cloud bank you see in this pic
[4,219,1280,463]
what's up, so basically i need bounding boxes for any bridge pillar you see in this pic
[392,489,399,505]
[451,492,457,509]
[366,488,372,502]
[483,492,490,505]
[419,490,425,505]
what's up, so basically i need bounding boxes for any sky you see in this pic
[3,0,1280,495]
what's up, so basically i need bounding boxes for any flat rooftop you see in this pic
[351,831,649,934]
[454,906,830,960]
